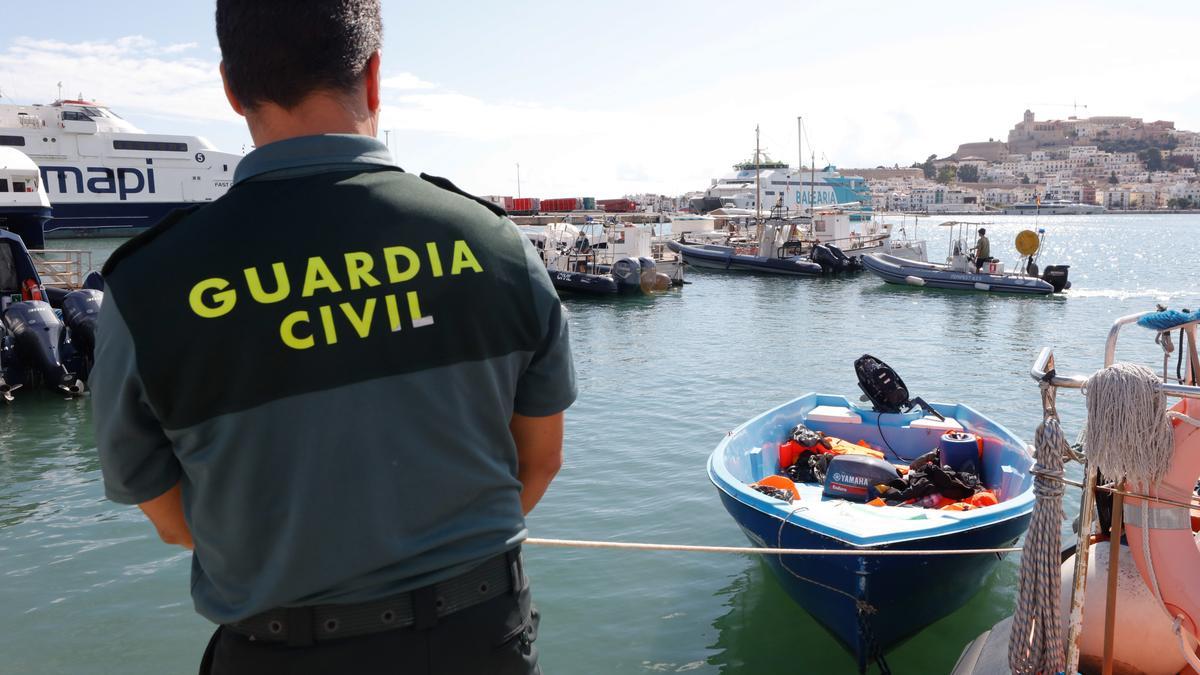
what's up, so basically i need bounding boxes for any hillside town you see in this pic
[856,109,1200,213]
[650,109,1200,215]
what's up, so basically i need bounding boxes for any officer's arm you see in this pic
[92,292,190,548]
[511,412,564,515]
[139,483,194,549]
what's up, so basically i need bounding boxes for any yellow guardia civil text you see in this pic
[186,240,484,349]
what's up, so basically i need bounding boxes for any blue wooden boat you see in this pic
[708,393,1035,672]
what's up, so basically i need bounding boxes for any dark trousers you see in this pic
[199,585,540,675]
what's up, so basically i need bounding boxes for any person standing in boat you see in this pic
[90,1,576,673]
[973,227,992,271]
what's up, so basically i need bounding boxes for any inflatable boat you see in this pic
[708,360,1034,672]
[0,230,101,400]
[861,223,1070,295]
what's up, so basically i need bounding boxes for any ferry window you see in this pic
[84,107,106,118]
[62,111,92,122]
[113,140,189,152]
[0,180,7,192]
[0,135,24,147]
[12,181,25,192]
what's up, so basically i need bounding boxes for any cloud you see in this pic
[380,73,435,91]
[0,36,235,125]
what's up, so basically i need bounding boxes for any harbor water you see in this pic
[1,215,1197,673]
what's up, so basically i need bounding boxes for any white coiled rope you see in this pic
[1084,362,1175,484]
[1008,414,1068,675]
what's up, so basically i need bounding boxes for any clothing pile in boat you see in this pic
[772,424,999,511]
[867,458,998,511]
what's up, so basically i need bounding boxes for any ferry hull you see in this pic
[43,201,197,238]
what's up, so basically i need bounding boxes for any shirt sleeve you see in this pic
[90,291,181,505]
[513,233,577,417]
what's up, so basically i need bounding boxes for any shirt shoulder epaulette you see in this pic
[102,205,204,277]
[419,173,507,218]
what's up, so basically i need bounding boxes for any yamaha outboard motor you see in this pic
[0,326,21,402]
[2,301,76,392]
[611,257,643,294]
[812,244,859,274]
[1042,264,1071,293]
[854,354,944,420]
[62,289,103,366]
[83,271,105,291]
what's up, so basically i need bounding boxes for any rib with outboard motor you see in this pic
[0,230,100,400]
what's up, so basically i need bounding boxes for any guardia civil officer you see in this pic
[91,2,575,673]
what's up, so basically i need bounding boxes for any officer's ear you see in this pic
[364,51,382,115]
[220,62,246,118]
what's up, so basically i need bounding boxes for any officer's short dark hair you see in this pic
[978,228,986,235]
[216,0,383,110]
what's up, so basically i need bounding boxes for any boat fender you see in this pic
[637,257,659,292]
[1124,398,1200,638]
[904,275,925,287]
[611,257,642,294]
[652,273,671,292]
[974,282,990,292]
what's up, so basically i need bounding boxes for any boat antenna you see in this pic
[755,124,762,226]
[516,162,522,199]
[810,150,816,216]
[57,81,62,102]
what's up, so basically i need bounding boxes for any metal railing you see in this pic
[1030,311,1200,400]
[29,249,93,289]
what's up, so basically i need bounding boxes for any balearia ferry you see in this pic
[0,100,241,237]
[693,155,873,217]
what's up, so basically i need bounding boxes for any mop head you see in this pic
[1084,362,1174,484]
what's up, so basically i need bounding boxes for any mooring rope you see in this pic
[1008,411,1068,675]
[523,538,1021,557]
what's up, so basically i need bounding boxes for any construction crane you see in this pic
[1028,101,1089,117]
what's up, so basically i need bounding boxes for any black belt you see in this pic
[225,548,525,647]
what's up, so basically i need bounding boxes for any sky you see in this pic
[3,0,1200,198]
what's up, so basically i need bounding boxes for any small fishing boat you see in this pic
[0,229,102,400]
[708,359,1035,672]
[861,222,1070,295]
[521,222,673,296]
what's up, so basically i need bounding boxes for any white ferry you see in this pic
[0,100,241,237]
[0,147,51,249]
[693,156,873,217]
[1001,200,1105,215]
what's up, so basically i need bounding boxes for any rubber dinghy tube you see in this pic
[904,275,926,286]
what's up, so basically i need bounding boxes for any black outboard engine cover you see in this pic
[854,354,944,419]
[611,257,643,294]
[811,244,839,273]
[1042,265,1070,293]
[2,301,72,390]
[855,354,910,413]
[62,289,103,364]
[83,271,105,291]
